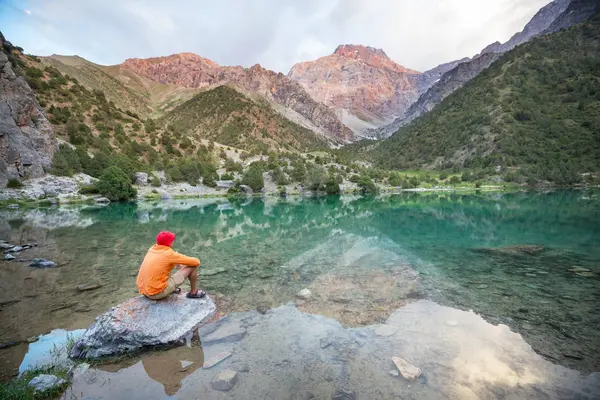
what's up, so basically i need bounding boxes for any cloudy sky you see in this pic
[2,0,550,73]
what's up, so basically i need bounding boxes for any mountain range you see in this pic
[1,0,598,187]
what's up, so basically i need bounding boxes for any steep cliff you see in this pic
[0,33,56,187]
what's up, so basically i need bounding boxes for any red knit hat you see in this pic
[156,231,176,247]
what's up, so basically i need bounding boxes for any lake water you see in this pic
[1,191,599,398]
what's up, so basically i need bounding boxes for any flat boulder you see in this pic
[70,293,216,359]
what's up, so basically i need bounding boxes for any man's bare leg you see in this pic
[178,266,199,295]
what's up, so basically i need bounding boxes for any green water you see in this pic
[1,190,599,376]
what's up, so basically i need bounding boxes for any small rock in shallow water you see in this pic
[29,258,57,268]
[202,321,247,344]
[77,283,102,291]
[477,284,489,289]
[392,356,422,380]
[296,288,312,300]
[9,245,23,252]
[211,369,238,391]
[0,242,14,250]
[28,374,66,392]
[389,369,400,377]
[3,254,15,261]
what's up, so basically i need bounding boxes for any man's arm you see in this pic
[171,251,200,267]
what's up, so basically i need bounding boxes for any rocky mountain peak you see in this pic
[332,44,418,74]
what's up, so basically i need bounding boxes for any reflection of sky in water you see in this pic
[19,329,85,373]
[61,301,600,399]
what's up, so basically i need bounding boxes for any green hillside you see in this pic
[371,14,600,184]
[161,85,329,153]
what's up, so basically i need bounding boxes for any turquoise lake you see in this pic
[0,190,599,391]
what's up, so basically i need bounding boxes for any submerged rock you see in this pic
[3,253,15,261]
[392,356,422,380]
[568,266,591,273]
[28,374,66,392]
[77,283,103,292]
[70,294,216,359]
[296,288,312,300]
[29,258,57,268]
[211,369,238,391]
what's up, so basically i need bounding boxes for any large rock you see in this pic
[134,172,148,186]
[0,33,56,187]
[70,294,216,359]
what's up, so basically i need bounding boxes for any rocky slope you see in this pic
[373,0,572,138]
[545,0,600,33]
[288,45,422,135]
[0,33,56,187]
[121,54,354,142]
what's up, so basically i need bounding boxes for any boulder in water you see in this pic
[70,294,216,359]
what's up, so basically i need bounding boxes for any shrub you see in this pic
[150,173,162,187]
[78,183,98,194]
[449,176,461,185]
[348,174,361,183]
[6,178,23,189]
[357,176,378,195]
[241,165,264,191]
[97,166,137,201]
[220,173,234,181]
[325,177,341,195]
[439,172,448,181]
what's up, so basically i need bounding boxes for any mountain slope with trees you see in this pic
[369,13,600,184]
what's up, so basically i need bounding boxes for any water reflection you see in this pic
[1,191,599,380]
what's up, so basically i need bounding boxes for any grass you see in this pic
[0,367,69,400]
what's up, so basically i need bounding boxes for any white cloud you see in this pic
[5,0,551,72]
[24,9,32,15]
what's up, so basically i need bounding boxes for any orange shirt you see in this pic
[136,244,200,296]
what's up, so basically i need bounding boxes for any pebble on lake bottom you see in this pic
[211,369,238,391]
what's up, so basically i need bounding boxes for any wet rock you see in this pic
[296,288,312,300]
[392,356,422,380]
[211,369,238,391]
[28,374,66,392]
[134,172,148,186]
[332,389,356,400]
[256,304,270,314]
[575,271,597,277]
[77,283,103,292]
[0,340,21,349]
[236,363,250,373]
[27,336,39,343]
[0,242,14,250]
[202,351,232,369]
[95,197,110,204]
[202,320,247,344]
[9,245,23,252]
[3,253,15,260]
[374,324,398,337]
[70,294,216,359]
[29,258,57,268]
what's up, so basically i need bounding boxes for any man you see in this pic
[137,231,206,299]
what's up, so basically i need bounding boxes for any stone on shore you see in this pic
[70,294,216,359]
[211,369,238,391]
[28,374,66,392]
[392,356,422,380]
[29,258,57,268]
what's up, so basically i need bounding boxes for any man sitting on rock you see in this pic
[137,231,206,299]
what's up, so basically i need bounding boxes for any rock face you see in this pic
[0,33,56,187]
[545,0,600,33]
[373,0,572,138]
[288,45,422,135]
[121,54,354,142]
[70,294,216,359]
[133,172,148,186]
